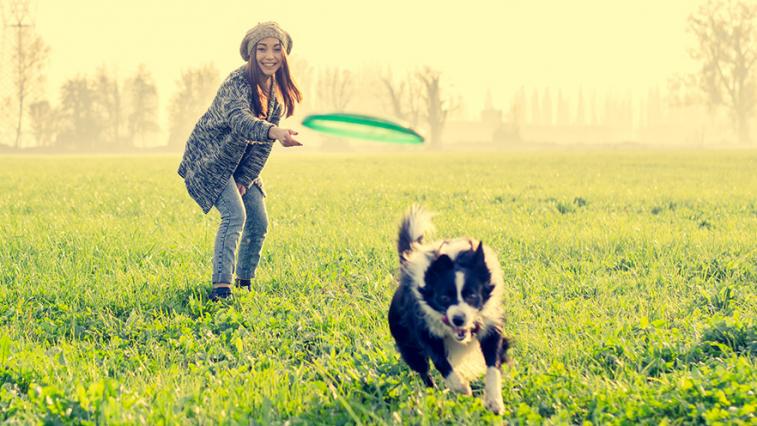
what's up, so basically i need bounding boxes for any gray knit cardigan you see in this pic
[177,66,281,213]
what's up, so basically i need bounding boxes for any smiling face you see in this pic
[419,244,494,342]
[255,37,283,77]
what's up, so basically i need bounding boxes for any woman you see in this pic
[178,21,302,300]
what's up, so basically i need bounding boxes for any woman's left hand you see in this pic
[237,183,247,196]
[269,127,302,147]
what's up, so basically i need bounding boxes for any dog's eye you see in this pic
[465,294,480,304]
[439,295,451,304]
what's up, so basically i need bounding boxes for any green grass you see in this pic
[0,150,755,425]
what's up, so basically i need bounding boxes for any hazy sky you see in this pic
[14,0,704,119]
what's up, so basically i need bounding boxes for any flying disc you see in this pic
[301,113,424,144]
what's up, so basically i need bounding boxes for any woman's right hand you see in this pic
[268,126,303,147]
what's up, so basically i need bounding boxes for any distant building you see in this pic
[443,88,747,147]
[443,92,521,145]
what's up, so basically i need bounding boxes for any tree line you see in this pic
[1,0,756,148]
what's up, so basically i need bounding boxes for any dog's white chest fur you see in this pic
[445,337,486,380]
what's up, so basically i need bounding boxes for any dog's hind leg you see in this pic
[479,328,508,414]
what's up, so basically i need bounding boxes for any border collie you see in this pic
[388,205,509,414]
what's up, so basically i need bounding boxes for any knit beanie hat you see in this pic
[240,21,293,61]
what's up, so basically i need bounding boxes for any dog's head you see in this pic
[417,241,495,343]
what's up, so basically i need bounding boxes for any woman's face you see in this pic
[255,37,283,77]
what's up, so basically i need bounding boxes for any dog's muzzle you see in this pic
[442,316,482,342]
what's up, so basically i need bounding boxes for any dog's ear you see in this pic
[473,241,493,284]
[431,254,455,271]
[426,254,454,278]
[473,241,486,265]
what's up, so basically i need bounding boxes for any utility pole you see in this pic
[9,18,30,148]
[2,0,47,149]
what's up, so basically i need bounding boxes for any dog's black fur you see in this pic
[388,206,509,413]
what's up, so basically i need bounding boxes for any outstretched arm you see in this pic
[221,83,277,144]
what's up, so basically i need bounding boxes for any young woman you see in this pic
[178,21,302,300]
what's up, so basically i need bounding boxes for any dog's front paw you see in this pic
[483,367,504,414]
[444,371,472,395]
[483,392,505,414]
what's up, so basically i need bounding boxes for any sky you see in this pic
[5,0,704,120]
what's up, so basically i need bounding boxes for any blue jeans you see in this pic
[212,178,268,284]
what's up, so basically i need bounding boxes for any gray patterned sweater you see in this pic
[177,66,281,213]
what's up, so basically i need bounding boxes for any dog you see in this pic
[388,205,509,414]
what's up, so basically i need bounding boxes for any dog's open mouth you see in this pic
[453,327,469,341]
[443,317,482,341]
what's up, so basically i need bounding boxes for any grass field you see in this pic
[0,150,755,425]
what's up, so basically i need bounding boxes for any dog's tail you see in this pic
[398,205,434,260]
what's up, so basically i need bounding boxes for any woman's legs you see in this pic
[212,178,246,285]
[235,184,268,281]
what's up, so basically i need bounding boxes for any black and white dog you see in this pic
[388,206,509,414]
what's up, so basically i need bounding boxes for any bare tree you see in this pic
[542,88,553,126]
[380,68,422,128]
[57,76,102,149]
[316,67,353,111]
[125,64,159,147]
[531,89,541,126]
[576,88,586,125]
[0,98,11,144]
[93,66,124,147]
[668,73,701,108]
[28,99,56,147]
[2,0,49,148]
[381,68,459,147]
[167,64,218,147]
[689,0,757,143]
[417,67,453,149]
[556,89,570,126]
[288,58,313,114]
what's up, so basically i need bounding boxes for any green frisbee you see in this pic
[301,113,424,144]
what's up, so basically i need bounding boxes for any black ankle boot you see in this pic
[235,278,251,291]
[209,286,232,301]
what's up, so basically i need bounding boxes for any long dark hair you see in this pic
[245,45,302,118]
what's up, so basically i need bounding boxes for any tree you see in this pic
[288,58,313,114]
[689,0,757,143]
[576,88,586,125]
[316,67,353,111]
[668,73,699,104]
[380,67,458,147]
[646,88,663,127]
[604,94,617,127]
[417,67,453,149]
[167,64,218,147]
[124,65,159,147]
[0,98,11,144]
[28,99,56,147]
[531,88,541,126]
[93,66,124,147]
[542,88,553,126]
[557,89,570,126]
[512,87,527,129]
[2,0,50,148]
[380,68,422,128]
[56,76,102,149]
